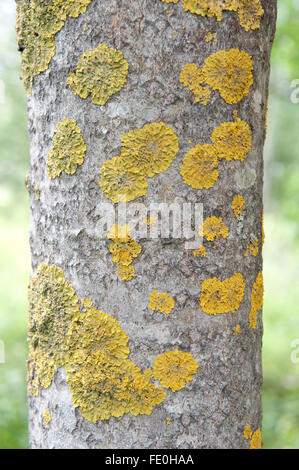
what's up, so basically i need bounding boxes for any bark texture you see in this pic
[25,0,276,449]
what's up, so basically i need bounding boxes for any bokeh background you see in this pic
[0,0,298,449]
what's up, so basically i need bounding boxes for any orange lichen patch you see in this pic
[244,425,262,449]
[238,0,264,31]
[117,265,135,281]
[180,144,219,189]
[181,1,263,31]
[42,410,51,426]
[245,236,259,257]
[211,118,252,161]
[68,43,128,106]
[149,290,175,315]
[107,224,141,281]
[27,263,80,396]
[120,123,179,178]
[200,272,245,315]
[66,298,166,422]
[232,195,245,218]
[202,49,253,104]
[249,272,263,329]
[99,156,148,203]
[153,350,199,392]
[180,64,211,105]
[47,118,86,179]
[199,216,229,241]
[233,324,241,336]
[16,0,93,93]
[193,245,206,257]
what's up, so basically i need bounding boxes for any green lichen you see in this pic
[16,0,93,93]
[47,118,86,179]
[68,43,129,105]
[27,263,80,396]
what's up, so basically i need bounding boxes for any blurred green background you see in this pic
[0,0,298,449]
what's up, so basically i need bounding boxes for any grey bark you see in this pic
[25,0,276,449]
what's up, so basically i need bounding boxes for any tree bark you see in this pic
[20,0,276,449]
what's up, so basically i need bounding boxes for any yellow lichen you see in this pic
[107,224,141,281]
[205,32,218,44]
[117,265,135,281]
[180,64,211,105]
[243,424,253,440]
[202,49,253,104]
[211,118,252,161]
[262,213,265,245]
[166,417,171,425]
[143,215,156,226]
[193,245,206,257]
[181,1,263,31]
[249,272,263,329]
[153,350,199,392]
[200,272,245,315]
[34,184,40,201]
[244,425,262,449]
[245,236,259,257]
[99,156,148,203]
[47,118,86,179]
[68,43,128,106]
[250,428,262,449]
[28,263,80,396]
[231,195,245,218]
[16,0,93,93]
[66,299,166,422]
[149,290,175,315]
[199,216,229,241]
[237,0,264,31]
[42,410,51,426]
[162,0,179,3]
[233,324,241,336]
[180,144,219,189]
[120,123,179,178]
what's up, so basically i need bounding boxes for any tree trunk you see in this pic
[19,0,276,449]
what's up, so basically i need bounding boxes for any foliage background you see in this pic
[0,0,298,449]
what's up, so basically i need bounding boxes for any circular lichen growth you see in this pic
[199,216,229,241]
[153,350,199,392]
[180,63,211,105]
[99,156,148,203]
[120,122,179,178]
[149,290,175,315]
[107,225,141,281]
[211,118,252,161]
[200,272,245,315]
[47,118,86,179]
[68,43,129,106]
[180,144,219,189]
[65,299,166,422]
[117,265,135,281]
[202,49,253,104]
